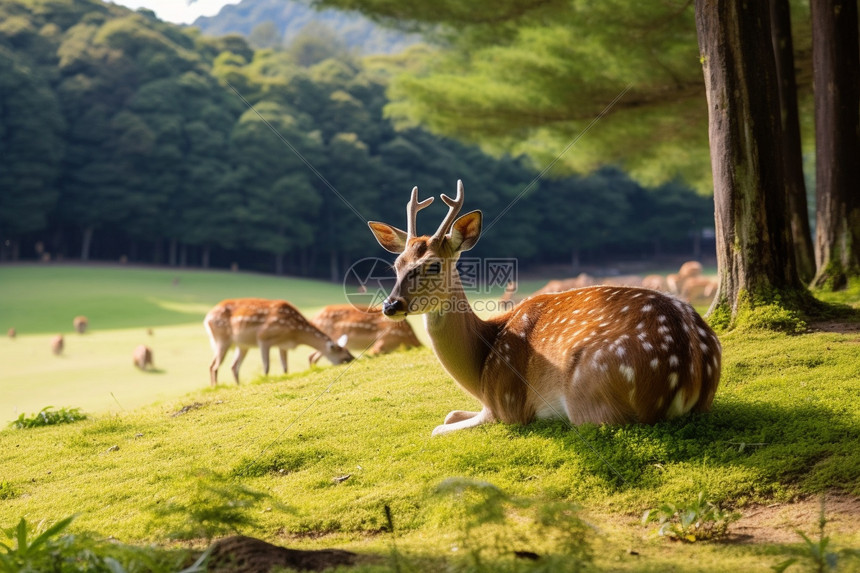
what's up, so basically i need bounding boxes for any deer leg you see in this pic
[279,348,288,374]
[259,342,272,375]
[443,410,481,424]
[209,343,230,386]
[230,347,249,385]
[308,351,321,366]
[432,407,495,436]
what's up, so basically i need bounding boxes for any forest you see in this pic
[0,0,715,279]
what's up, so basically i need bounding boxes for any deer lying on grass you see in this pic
[368,181,722,436]
[204,298,354,386]
[308,304,422,365]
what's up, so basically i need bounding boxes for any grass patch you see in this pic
[9,406,87,429]
[0,265,858,571]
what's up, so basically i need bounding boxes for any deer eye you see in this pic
[425,261,442,275]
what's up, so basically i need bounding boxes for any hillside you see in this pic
[192,0,418,54]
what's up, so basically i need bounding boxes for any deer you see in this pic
[368,181,722,436]
[307,304,422,365]
[73,316,88,334]
[133,344,154,370]
[51,334,64,356]
[204,298,355,386]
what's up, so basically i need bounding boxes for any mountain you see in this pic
[191,0,418,55]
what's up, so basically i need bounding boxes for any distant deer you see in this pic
[204,298,355,386]
[7,328,16,339]
[133,344,154,370]
[51,334,64,355]
[308,304,422,365]
[368,181,722,435]
[73,316,88,334]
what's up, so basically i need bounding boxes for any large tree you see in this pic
[810,0,860,290]
[695,0,811,324]
[770,0,816,284]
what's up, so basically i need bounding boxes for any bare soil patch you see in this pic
[727,492,860,544]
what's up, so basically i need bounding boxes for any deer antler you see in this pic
[431,180,465,241]
[406,186,434,239]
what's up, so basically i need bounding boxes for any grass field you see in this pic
[1,264,859,572]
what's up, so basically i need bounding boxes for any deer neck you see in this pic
[423,275,497,399]
[295,325,335,356]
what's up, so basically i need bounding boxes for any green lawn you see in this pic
[0,265,858,572]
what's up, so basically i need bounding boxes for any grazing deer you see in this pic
[133,344,154,370]
[51,334,64,355]
[73,316,88,334]
[308,304,422,365]
[204,298,354,386]
[7,327,16,339]
[368,181,722,436]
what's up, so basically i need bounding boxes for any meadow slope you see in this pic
[1,266,859,572]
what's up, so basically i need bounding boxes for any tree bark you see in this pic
[811,0,860,290]
[695,0,809,325]
[770,0,816,284]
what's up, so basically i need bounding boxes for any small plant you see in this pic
[642,491,739,542]
[0,482,15,501]
[10,406,87,429]
[772,498,860,572]
[0,515,205,572]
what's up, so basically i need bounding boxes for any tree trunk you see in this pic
[695,0,810,326]
[810,0,860,290]
[329,250,340,283]
[81,226,94,261]
[202,245,210,269]
[770,0,816,284]
[275,252,284,276]
[179,243,188,267]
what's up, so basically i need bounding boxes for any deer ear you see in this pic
[368,222,408,254]
[448,210,482,252]
[336,334,348,348]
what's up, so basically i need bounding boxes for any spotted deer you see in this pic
[204,298,354,386]
[368,181,721,436]
[308,304,422,365]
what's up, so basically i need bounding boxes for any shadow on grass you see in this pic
[497,396,859,498]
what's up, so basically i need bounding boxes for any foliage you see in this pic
[0,516,202,573]
[0,0,713,275]
[10,407,87,429]
[0,483,14,502]
[772,498,860,573]
[642,491,739,542]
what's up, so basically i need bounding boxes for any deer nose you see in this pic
[382,299,404,316]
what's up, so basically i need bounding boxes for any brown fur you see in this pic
[133,344,154,370]
[308,304,421,364]
[7,328,15,339]
[204,298,354,386]
[73,316,88,334]
[51,334,64,355]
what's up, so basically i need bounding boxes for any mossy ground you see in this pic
[1,267,858,571]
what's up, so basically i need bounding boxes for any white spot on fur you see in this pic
[615,346,626,357]
[650,357,659,370]
[669,372,679,389]
[642,341,653,352]
[642,304,653,312]
[669,355,679,367]
[620,364,635,384]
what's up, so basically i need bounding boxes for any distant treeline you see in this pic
[0,0,714,279]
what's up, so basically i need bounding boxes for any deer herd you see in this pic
[7,180,721,437]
